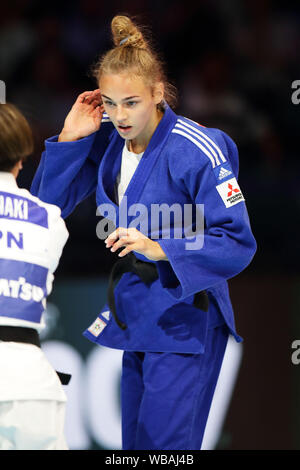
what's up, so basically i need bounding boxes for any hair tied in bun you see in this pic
[119,36,130,46]
[92,14,178,110]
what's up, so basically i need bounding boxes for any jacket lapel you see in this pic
[96,132,123,209]
[96,105,178,227]
[118,105,178,226]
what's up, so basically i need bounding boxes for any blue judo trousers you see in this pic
[122,325,229,450]
[31,104,256,450]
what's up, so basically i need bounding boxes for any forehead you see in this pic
[99,72,151,99]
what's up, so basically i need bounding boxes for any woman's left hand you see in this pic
[105,227,168,261]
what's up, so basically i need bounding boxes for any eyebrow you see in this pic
[101,94,140,101]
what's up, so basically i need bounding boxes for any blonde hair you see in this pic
[0,103,33,171]
[92,15,178,111]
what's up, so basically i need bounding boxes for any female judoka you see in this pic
[31,15,256,450]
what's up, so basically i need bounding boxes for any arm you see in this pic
[46,204,69,274]
[43,203,69,300]
[155,133,257,300]
[31,90,114,218]
[31,128,113,218]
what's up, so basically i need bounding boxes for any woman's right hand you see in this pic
[58,89,104,142]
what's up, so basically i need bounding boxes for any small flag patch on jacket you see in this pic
[87,317,107,336]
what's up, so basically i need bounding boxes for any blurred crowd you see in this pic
[1,0,299,276]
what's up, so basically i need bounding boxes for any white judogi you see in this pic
[0,171,69,450]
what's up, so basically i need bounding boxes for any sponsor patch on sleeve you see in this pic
[216,177,245,208]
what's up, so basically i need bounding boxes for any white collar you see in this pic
[0,171,18,189]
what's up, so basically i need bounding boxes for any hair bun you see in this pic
[111,15,147,49]
[92,14,178,110]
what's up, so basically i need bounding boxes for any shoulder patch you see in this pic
[216,177,245,208]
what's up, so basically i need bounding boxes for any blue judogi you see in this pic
[121,325,229,450]
[31,104,256,449]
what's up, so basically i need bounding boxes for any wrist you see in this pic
[154,241,168,261]
[58,129,81,142]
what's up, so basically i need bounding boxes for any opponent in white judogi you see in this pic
[0,171,69,450]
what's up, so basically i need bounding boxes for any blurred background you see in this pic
[1,0,300,450]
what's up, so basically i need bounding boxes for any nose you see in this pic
[116,105,128,123]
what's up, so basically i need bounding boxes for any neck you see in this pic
[10,161,22,179]
[128,140,145,154]
[10,169,18,179]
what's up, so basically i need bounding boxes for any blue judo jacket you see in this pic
[31,105,256,353]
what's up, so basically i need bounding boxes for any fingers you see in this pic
[91,105,104,120]
[84,94,102,106]
[89,99,102,109]
[105,227,141,248]
[105,228,147,258]
[105,228,129,248]
[76,91,94,104]
[108,235,138,258]
[104,228,165,261]
[77,89,102,105]
[117,245,133,258]
[109,236,132,253]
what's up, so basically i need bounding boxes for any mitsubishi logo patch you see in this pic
[227,182,240,197]
[216,177,245,208]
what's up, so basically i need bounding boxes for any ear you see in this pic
[153,82,164,105]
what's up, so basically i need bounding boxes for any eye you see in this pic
[126,101,138,107]
[104,100,115,107]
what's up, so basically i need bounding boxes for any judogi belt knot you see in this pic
[107,252,209,330]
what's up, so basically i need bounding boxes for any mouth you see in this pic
[118,125,132,134]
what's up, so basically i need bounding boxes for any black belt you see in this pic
[107,252,209,330]
[0,326,71,385]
